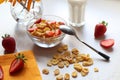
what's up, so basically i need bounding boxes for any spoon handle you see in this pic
[75,35,110,61]
[81,41,110,61]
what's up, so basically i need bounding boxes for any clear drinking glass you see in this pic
[68,0,87,27]
[10,0,43,24]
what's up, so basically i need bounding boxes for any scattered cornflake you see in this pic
[64,61,70,67]
[73,63,82,72]
[94,68,99,72]
[58,62,64,68]
[51,59,59,65]
[81,68,89,76]
[47,60,52,67]
[82,58,93,66]
[57,44,68,53]
[64,73,70,80]
[54,69,60,76]
[56,75,63,80]
[42,44,98,79]
[42,68,49,75]
[71,71,78,78]
[71,48,80,55]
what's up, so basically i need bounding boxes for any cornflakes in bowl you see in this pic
[26,15,66,48]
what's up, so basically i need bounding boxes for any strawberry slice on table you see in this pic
[2,34,16,53]
[94,21,108,38]
[100,39,114,49]
[9,53,27,75]
[0,65,4,80]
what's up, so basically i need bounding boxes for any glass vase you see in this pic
[10,0,43,24]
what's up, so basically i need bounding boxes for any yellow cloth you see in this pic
[0,50,42,80]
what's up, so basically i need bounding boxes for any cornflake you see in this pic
[51,59,59,65]
[72,71,77,78]
[42,68,49,75]
[94,68,99,72]
[57,47,64,53]
[73,63,82,72]
[53,53,62,59]
[56,75,63,80]
[81,68,89,76]
[47,60,52,67]
[57,45,68,53]
[62,45,68,51]
[64,61,70,67]
[58,62,64,68]
[71,48,79,55]
[82,58,93,66]
[54,69,60,76]
[64,73,70,80]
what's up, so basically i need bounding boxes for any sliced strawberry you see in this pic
[45,31,55,37]
[34,18,42,24]
[49,21,56,24]
[55,29,62,36]
[28,27,37,32]
[100,39,114,48]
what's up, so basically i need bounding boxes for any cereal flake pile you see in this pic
[42,44,99,80]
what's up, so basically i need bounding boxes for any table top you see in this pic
[0,0,120,80]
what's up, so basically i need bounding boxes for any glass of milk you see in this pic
[68,0,87,27]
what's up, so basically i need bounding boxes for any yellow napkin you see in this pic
[0,50,42,80]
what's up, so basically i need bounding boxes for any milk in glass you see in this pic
[68,0,87,27]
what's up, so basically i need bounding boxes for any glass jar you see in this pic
[10,0,43,24]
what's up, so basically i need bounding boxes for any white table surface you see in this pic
[0,0,120,80]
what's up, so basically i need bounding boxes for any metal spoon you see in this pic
[60,25,110,61]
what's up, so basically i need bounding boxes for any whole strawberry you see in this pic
[2,34,16,53]
[94,21,108,38]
